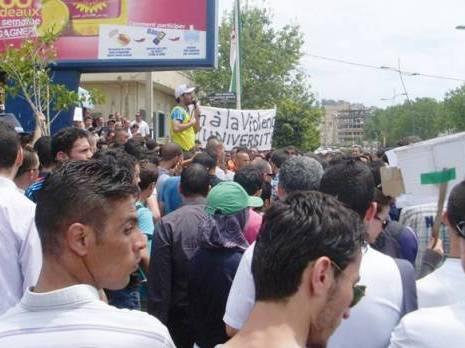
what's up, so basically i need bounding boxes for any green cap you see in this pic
[206,181,263,215]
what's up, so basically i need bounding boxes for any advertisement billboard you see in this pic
[0,0,218,71]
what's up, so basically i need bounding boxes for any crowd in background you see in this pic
[1,105,465,348]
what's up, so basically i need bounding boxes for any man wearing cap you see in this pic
[188,181,262,348]
[170,84,201,152]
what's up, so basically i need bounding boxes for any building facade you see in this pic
[80,71,193,140]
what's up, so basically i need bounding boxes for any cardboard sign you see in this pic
[380,166,405,198]
[393,132,465,207]
[197,106,276,151]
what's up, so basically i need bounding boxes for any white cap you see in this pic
[175,84,195,99]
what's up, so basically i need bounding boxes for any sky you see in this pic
[218,0,465,108]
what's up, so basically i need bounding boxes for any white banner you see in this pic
[198,106,276,151]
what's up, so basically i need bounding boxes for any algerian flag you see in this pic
[229,0,241,107]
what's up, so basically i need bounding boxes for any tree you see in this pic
[364,98,447,146]
[444,84,465,132]
[191,6,321,150]
[0,30,103,136]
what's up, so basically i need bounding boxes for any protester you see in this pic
[389,180,465,348]
[320,159,417,348]
[132,112,151,137]
[223,155,323,335]
[170,84,201,152]
[369,160,418,265]
[193,152,222,187]
[14,145,39,193]
[0,160,174,347]
[25,127,92,202]
[222,191,365,348]
[114,127,130,146]
[416,190,465,308]
[232,147,251,172]
[277,156,324,200]
[206,137,231,181]
[148,164,210,348]
[189,181,263,348]
[269,148,290,200]
[234,165,265,243]
[0,123,42,316]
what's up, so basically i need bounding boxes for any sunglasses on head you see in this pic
[331,260,366,308]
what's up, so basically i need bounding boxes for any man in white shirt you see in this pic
[132,112,151,137]
[224,159,416,348]
[0,159,174,347]
[389,180,465,348]
[223,191,365,348]
[417,219,463,308]
[0,122,42,315]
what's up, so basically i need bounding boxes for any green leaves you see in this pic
[191,5,320,151]
[0,27,102,135]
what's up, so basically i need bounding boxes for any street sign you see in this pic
[207,92,236,103]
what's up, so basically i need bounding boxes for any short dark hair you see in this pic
[270,149,290,169]
[92,148,138,183]
[279,156,323,194]
[36,160,138,256]
[34,136,54,168]
[15,146,38,178]
[160,142,182,161]
[51,127,89,160]
[138,160,158,191]
[146,139,157,150]
[320,159,374,219]
[236,147,249,155]
[234,165,264,196]
[252,158,271,176]
[180,163,209,197]
[0,122,20,169]
[447,180,465,233]
[192,152,216,171]
[253,191,364,301]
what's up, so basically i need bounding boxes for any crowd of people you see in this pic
[1,92,465,348]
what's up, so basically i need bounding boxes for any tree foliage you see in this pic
[191,6,321,150]
[0,30,103,135]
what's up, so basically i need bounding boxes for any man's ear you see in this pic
[364,201,377,224]
[307,256,333,298]
[65,223,93,257]
[15,146,24,168]
[55,151,69,162]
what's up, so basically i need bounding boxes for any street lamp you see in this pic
[456,25,465,30]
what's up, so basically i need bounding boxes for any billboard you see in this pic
[0,0,218,71]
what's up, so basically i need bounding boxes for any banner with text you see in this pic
[198,106,276,151]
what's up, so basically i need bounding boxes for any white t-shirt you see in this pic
[224,246,405,348]
[132,120,151,137]
[0,285,175,347]
[328,247,403,348]
[389,302,465,348]
[417,258,465,308]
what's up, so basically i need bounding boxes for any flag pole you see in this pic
[232,0,241,110]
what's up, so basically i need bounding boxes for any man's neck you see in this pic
[227,300,313,348]
[34,256,94,293]
[159,161,173,170]
[0,168,16,181]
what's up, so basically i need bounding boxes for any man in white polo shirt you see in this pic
[389,180,465,348]
[0,160,174,347]
[224,159,417,348]
[0,122,42,315]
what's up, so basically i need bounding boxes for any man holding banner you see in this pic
[170,85,201,152]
